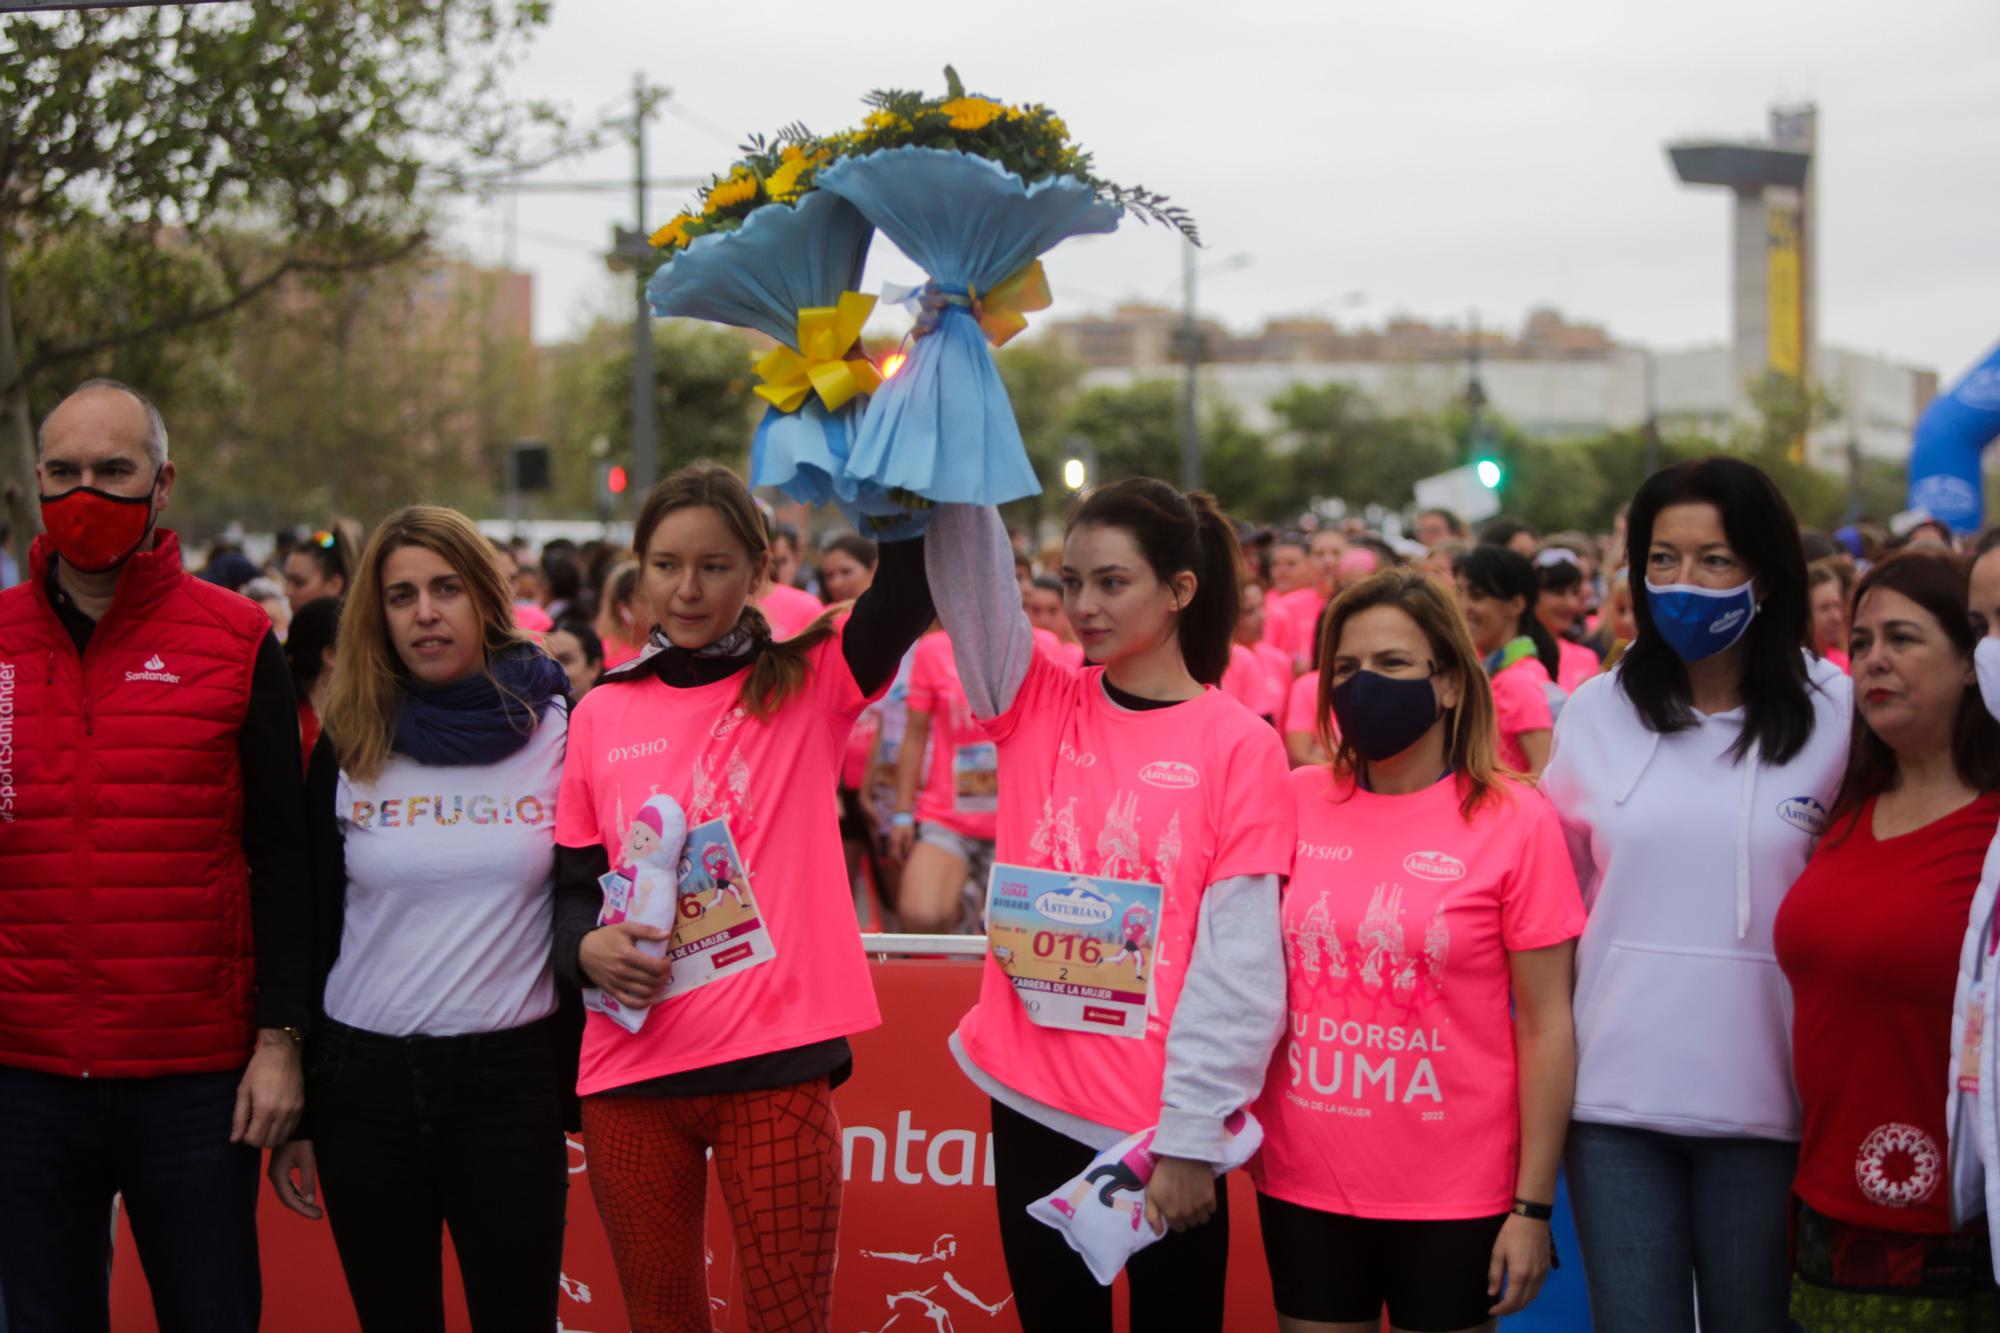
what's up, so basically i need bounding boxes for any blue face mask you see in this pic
[1330,668,1441,762]
[1645,580,1758,662]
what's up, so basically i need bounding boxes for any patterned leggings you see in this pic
[581,1079,843,1333]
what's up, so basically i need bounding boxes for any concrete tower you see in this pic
[1668,104,1818,421]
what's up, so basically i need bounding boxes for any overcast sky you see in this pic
[446,0,2000,385]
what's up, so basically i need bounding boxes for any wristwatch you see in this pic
[278,1025,306,1048]
[1511,1197,1554,1221]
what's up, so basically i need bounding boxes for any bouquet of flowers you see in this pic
[646,132,918,528]
[814,68,1197,508]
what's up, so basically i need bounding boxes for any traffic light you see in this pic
[1475,457,1503,490]
[595,462,630,520]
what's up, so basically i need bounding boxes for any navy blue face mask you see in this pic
[1645,579,1757,663]
[1329,667,1442,762]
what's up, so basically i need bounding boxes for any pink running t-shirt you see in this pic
[908,631,998,841]
[1491,655,1555,772]
[1223,643,1283,720]
[556,629,882,1094]
[759,582,826,639]
[1554,638,1599,695]
[1285,670,1323,738]
[954,650,1295,1134]
[1268,588,1327,667]
[1252,766,1584,1219]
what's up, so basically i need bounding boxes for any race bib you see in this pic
[985,863,1164,1040]
[585,817,777,1033]
[953,742,1000,814]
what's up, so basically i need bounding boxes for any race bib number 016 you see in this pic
[985,863,1163,1040]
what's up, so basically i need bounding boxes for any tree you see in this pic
[995,340,1085,536]
[1,1,574,543]
[543,319,759,516]
[165,249,543,532]
[1270,382,1456,514]
[1064,378,1286,520]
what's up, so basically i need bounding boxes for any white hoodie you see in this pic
[1541,655,1850,1140]
[1946,813,2000,1265]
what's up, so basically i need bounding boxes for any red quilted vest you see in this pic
[0,530,269,1078]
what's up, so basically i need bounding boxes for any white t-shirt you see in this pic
[324,700,567,1036]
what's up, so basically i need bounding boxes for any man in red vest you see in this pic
[0,380,312,1333]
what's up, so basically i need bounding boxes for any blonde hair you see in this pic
[322,506,537,783]
[1314,568,1516,819]
[630,461,835,719]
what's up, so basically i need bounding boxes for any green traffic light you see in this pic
[1476,458,1503,489]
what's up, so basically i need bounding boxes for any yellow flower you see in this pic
[765,156,810,202]
[1045,116,1069,141]
[863,109,910,135]
[780,143,805,163]
[941,96,1004,131]
[703,170,758,213]
[649,213,694,249]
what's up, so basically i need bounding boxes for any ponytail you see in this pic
[736,601,837,720]
[1521,606,1561,680]
[1069,477,1243,687]
[1181,493,1243,686]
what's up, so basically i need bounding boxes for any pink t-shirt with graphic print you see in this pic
[1252,766,1584,1219]
[954,649,1296,1135]
[908,631,997,841]
[1491,655,1555,772]
[1267,588,1326,667]
[555,629,882,1095]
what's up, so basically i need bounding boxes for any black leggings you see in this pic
[989,1098,1231,1333]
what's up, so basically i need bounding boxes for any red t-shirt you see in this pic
[1775,791,2000,1233]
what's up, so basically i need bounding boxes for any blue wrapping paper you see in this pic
[645,190,875,509]
[816,147,1123,507]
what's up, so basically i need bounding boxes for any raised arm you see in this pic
[923,503,1037,720]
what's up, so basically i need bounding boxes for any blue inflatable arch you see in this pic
[1907,341,2000,533]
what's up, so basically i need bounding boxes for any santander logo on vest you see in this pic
[124,653,181,685]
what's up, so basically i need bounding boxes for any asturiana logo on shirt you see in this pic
[124,653,181,684]
[1139,760,1200,790]
[1402,851,1467,882]
[1777,796,1829,835]
[0,659,16,825]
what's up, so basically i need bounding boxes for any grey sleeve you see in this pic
[922,502,1036,720]
[1153,872,1288,1163]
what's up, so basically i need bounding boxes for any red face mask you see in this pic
[40,475,158,574]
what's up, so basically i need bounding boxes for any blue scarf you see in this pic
[394,645,568,768]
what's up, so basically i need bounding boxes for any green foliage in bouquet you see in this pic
[840,66,1198,244]
[648,127,838,253]
[650,67,1198,254]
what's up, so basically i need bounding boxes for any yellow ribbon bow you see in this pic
[752,292,885,414]
[972,259,1053,348]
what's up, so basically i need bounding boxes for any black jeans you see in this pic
[0,1063,260,1333]
[309,1014,569,1333]
[989,1098,1231,1333]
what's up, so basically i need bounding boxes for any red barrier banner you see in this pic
[111,954,1281,1331]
